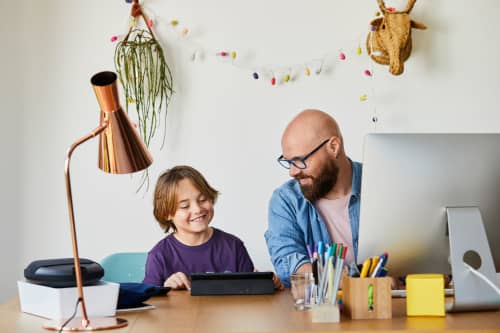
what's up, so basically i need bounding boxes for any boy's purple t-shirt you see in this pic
[143,228,255,286]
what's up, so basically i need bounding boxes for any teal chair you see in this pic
[100,252,148,283]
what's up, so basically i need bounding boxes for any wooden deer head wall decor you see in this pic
[366,0,427,75]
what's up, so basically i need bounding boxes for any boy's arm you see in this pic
[143,252,166,287]
[236,241,255,272]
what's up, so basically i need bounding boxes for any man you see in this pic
[265,109,362,287]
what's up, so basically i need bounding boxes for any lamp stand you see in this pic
[43,125,128,331]
[44,70,153,330]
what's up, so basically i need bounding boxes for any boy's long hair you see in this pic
[153,165,219,233]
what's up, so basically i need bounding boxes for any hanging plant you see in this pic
[114,0,174,148]
[114,0,173,192]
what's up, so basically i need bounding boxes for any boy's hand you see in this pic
[164,272,191,290]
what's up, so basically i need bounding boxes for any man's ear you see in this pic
[328,136,341,158]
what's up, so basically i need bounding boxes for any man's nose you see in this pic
[289,164,301,178]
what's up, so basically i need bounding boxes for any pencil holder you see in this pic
[311,303,340,323]
[406,274,445,317]
[342,277,392,319]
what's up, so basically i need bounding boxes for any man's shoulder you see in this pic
[269,179,306,214]
[350,160,363,195]
[352,160,363,172]
[272,179,302,199]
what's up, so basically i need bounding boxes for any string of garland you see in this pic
[156,19,381,128]
[111,5,382,135]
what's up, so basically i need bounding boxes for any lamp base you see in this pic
[43,317,128,331]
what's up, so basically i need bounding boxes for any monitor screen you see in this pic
[358,133,500,311]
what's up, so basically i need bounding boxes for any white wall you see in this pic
[0,0,22,302]
[2,0,500,301]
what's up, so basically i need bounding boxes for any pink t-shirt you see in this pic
[315,193,355,264]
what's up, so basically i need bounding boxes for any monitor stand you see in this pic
[446,207,500,311]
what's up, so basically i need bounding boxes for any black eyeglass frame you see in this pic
[277,138,330,170]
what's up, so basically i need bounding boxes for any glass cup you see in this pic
[290,272,314,311]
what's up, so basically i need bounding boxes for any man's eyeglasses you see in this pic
[277,139,330,170]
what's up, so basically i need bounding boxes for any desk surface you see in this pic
[1,290,499,333]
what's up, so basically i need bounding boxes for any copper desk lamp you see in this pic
[43,71,153,331]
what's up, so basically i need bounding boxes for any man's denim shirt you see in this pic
[265,160,362,287]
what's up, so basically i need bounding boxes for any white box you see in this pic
[17,280,119,319]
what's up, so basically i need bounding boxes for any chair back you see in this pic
[100,252,147,283]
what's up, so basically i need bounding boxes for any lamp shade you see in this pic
[91,71,153,174]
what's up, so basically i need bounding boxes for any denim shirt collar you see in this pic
[350,158,362,201]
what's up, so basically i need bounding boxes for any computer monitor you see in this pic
[358,133,500,312]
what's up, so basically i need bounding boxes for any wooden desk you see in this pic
[1,290,499,333]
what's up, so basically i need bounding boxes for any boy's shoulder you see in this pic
[212,227,245,245]
[148,233,176,254]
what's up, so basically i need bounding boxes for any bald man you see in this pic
[264,110,362,287]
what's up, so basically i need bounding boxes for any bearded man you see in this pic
[265,109,362,287]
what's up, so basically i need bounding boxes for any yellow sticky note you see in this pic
[406,274,445,317]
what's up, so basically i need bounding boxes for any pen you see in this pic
[376,253,389,277]
[368,256,379,277]
[331,243,337,267]
[370,252,388,277]
[306,244,313,263]
[330,245,347,304]
[317,241,324,279]
[360,257,372,278]
[312,257,319,304]
[318,245,335,302]
[318,241,324,261]
[342,246,348,260]
[326,256,334,302]
[378,267,389,277]
[337,243,344,266]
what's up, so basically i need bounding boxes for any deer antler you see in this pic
[377,0,388,14]
[377,0,417,14]
[403,0,417,13]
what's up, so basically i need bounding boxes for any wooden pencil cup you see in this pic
[342,277,392,319]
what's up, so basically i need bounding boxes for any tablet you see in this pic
[190,272,274,296]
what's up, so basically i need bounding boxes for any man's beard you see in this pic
[297,159,339,202]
